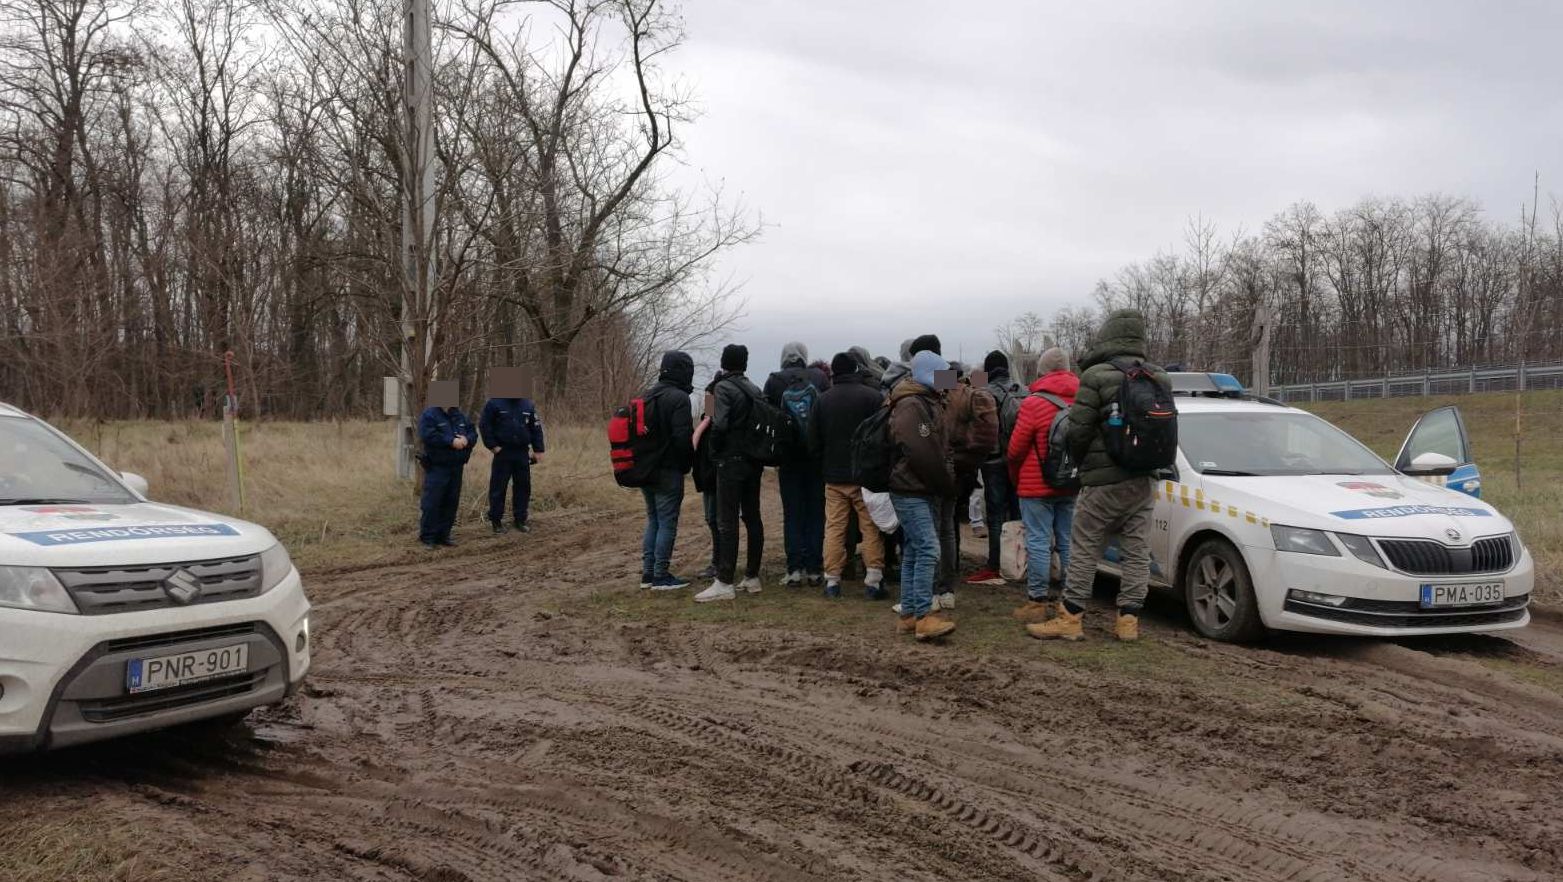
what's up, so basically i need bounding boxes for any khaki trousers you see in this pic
[824,483,886,579]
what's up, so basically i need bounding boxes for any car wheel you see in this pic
[1183,538,1265,642]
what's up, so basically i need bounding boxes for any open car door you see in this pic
[1394,405,1481,497]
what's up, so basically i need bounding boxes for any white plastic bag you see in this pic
[861,488,900,533]
[999,520,1027,582]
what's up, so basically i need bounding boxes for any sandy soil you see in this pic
[4,503,1562,882]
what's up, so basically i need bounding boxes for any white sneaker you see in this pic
[938,592,957,610]
[891,602,903,615]
[740,576,763,595]
[864,567,884,589]
[782,570,804,587]
[694,581,736,603]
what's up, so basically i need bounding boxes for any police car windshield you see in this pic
[0,417,137,504]
[1180,412,1395,477]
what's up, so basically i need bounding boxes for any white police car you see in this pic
[1099,375,1532,642]
[0,403,311,753]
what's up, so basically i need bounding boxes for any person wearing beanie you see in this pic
[1028,312,1169,643]
[967,349,1025,586]
[633,351,696,591]
[720,343,748,373]
[696,343,768,603]
[886,349,956,641]
[909,334,942,357]
[809,352,887,599]
[1004,346,1081,623]
[764,342,830,587]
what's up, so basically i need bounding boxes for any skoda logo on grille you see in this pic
[1446,528,1462,543]
[163,568,204,605]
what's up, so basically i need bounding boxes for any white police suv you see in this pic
[1100,375,1532,642]
[0,403,310,753]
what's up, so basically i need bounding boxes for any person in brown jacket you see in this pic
[888,350,957,641]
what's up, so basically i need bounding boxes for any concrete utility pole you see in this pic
[1250,304,1274,396]
[397,0,437,479]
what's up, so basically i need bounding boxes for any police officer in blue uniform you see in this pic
[479,395,546,533]
[418,402,477,548]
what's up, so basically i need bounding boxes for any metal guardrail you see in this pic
[1274,363,1563,403]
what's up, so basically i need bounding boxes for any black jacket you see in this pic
[763,364,829,406]
[711,371,765,463]
[644,351,695,475]
[808,372,885,484]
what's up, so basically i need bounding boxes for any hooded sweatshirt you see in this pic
[879,338,917,392]
[1064,309,1172,486]
[809,370,884,484]
[763,342,829,405]
[644,350,695,475]
[1006,369,1082,497]
[848,346,885,385]
[887,352,954,497]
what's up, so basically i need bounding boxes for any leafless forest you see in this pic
[0,0,752,420]
[1035,196,1563,384]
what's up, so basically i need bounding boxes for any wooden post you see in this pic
[222,351,246,515]
[1249,304,1273,396]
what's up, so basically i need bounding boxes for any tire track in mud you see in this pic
[9,505,1561,881]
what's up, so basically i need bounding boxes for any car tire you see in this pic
[1183,538,1265,643]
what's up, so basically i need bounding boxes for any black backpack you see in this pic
[608,394,661,487]
[991,382,1023,457]
[729,378,793,467]
[849,404,895,492]
[1103,358,1178,471]
[1032,392,1081,492]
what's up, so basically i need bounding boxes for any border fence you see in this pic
[1273,362,1563,403]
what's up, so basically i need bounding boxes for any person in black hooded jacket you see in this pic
[637,351,695,590]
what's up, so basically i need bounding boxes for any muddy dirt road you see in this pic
[5,505,1563,881]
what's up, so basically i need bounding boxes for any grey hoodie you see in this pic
[880,339,916,392]
[780,341,809,369]
[849,345,885,384]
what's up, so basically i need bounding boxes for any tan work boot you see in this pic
[1026,604,1084,641]
[896,614,916,635]
[1114,613,1140,642]
[1012,600,1053,624]
[915,612,956,641]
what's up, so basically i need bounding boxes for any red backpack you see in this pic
[608,396,660,487]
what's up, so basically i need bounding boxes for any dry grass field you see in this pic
[52,418,641,573]
[1303,389,1563,602]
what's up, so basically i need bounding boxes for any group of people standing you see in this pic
[630,308,1171,645]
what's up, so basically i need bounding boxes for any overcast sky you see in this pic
[662,0,1563,377]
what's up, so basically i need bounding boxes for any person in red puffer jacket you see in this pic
[1005,348,1081,624]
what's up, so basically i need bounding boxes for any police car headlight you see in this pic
[1334,533,1386,569]
[0,566,79,614]
[258,543,295,594]
[1270,525,1340,557]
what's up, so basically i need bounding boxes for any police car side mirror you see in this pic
[120,471,149,496]
[1402,452,1458,477]
[1154,465,1178,482]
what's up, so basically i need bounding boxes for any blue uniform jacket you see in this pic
[479,398,545,457]
[419,406,477,467]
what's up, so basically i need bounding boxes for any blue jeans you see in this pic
[640,470,685,578]
[891,494,940,618]
[778,462,825,573]
[1020,496,1075,601]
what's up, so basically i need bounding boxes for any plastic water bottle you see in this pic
[1108,402,1123,428]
